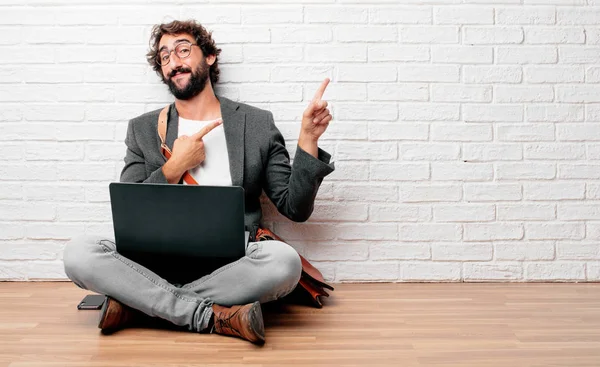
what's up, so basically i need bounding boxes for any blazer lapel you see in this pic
[165,102,179,157]
[219,96,246,187]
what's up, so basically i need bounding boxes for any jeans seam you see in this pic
[97,239,199,304]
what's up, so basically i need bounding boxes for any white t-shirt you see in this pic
[178,116,232,186]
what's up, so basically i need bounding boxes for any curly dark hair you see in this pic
[146,20,221,85]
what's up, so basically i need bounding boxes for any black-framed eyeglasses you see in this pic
[157,42,198,66]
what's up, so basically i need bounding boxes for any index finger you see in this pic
[192,119,222,140]
[312,78,330,101]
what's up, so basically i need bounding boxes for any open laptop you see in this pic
[109,183,249,263]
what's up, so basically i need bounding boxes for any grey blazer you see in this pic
[119,96,335,240]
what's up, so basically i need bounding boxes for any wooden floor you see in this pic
[1,282,600,367]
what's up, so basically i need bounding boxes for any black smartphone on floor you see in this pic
[77,294,105,310]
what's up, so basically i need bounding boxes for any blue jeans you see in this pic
[63,236,302,332]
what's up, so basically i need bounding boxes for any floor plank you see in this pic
[1,282,600,366]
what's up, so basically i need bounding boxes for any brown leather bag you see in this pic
[157,107,334,308]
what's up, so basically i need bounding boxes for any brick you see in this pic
[526,223,585,240]
[588,67,600,83]
[369,45,429,62]
[0,163,58,181]
[557,8,600,25]
[369,122,429,140]
[400,224,461,241]
[0,224,24,240]
[587,184,600,199]
[57,204,111,222]
[495,242,555,261]
[180,6,241,24]
[497,46,557,64]
[559,204,600,220]
[463,27,523,44]
[244,45,303,63]
[526,104,584,122]
[498,204,556,221]
[524,182,585,200]
[0,47,55,64]
[335,26,397,42]
[399,103,459,121]
[464,183,522,201]
[464,223,523,241]
[400,26,459,44]
[401,262,461,281]
[0,202,55,221]
[557,86,600,103]
[241,6,302,24]
[432,163,493,181]
[496,7,555,24]
[116,8,179,26]
[524,143,585,160]
[432,124,492,142]
[336,103,397,121]
[398,65,459,82]
[400,184,462,202]
[334,184,397,202]
[464,105,523,122]
[0,27,22,45]
[25,142,84,161]
[464,263,523,281]
[0,242,63,260]
[368,84,428,102]
[432,243,493,261]
[371,163,429,181]
[370,7,432,24]
[328,162,369,181]
[336,142,397,161]
[559,164,600,179]
[588,104,600,121]
[306,45,367,62]
[525,66,584,83]
[560,47,600,64]
[526,262,585,281]
[305,6,368,24]
[0,183,22,200]
[305,242,368,262]
[239,84,302,103]
[310,202,368,222]
[338,65,397,82]
[588,223,600,239]
[370,205,431,222]
[432,46,493,64]
[25,223,85,240]
[526,28,585,44]
[495,85,554,103]
[271,26,332,43]
[431,85,491,102]
[463,66,522,84]
[497,123,554,142]
[589,262,600,281]
[23,184,85,202]
[463,143,522,161]
[270,66,330,83]
[401,143,460,161]
[497,162,556,180]
[0,105,21,121]
[338,224,399,241]
[434,7,494,25]
[434,204,495,222]
[337,261,399,282]
[557,243,600,260]
[370,243,430,260]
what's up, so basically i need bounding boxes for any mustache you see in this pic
[169,67,192,78]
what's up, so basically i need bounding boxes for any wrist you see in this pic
[162,159,185,184]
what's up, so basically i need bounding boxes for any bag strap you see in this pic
[157,106,199,185]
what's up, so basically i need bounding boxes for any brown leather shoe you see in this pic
[98,296,137,334]
[212,301,265,344]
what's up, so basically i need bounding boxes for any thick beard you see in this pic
[164,60,210,100]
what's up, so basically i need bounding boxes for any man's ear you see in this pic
[206,54,216,66]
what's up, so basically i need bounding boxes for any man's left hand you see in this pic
[301,78,332,142]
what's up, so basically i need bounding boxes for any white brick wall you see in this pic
[1,1,599,283]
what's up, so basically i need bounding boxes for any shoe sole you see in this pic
[98,296,112,331]
[248,301,266,344]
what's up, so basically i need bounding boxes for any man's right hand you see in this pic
[162,118,222,184]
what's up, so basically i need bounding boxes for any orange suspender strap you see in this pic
[157,106,199,185]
